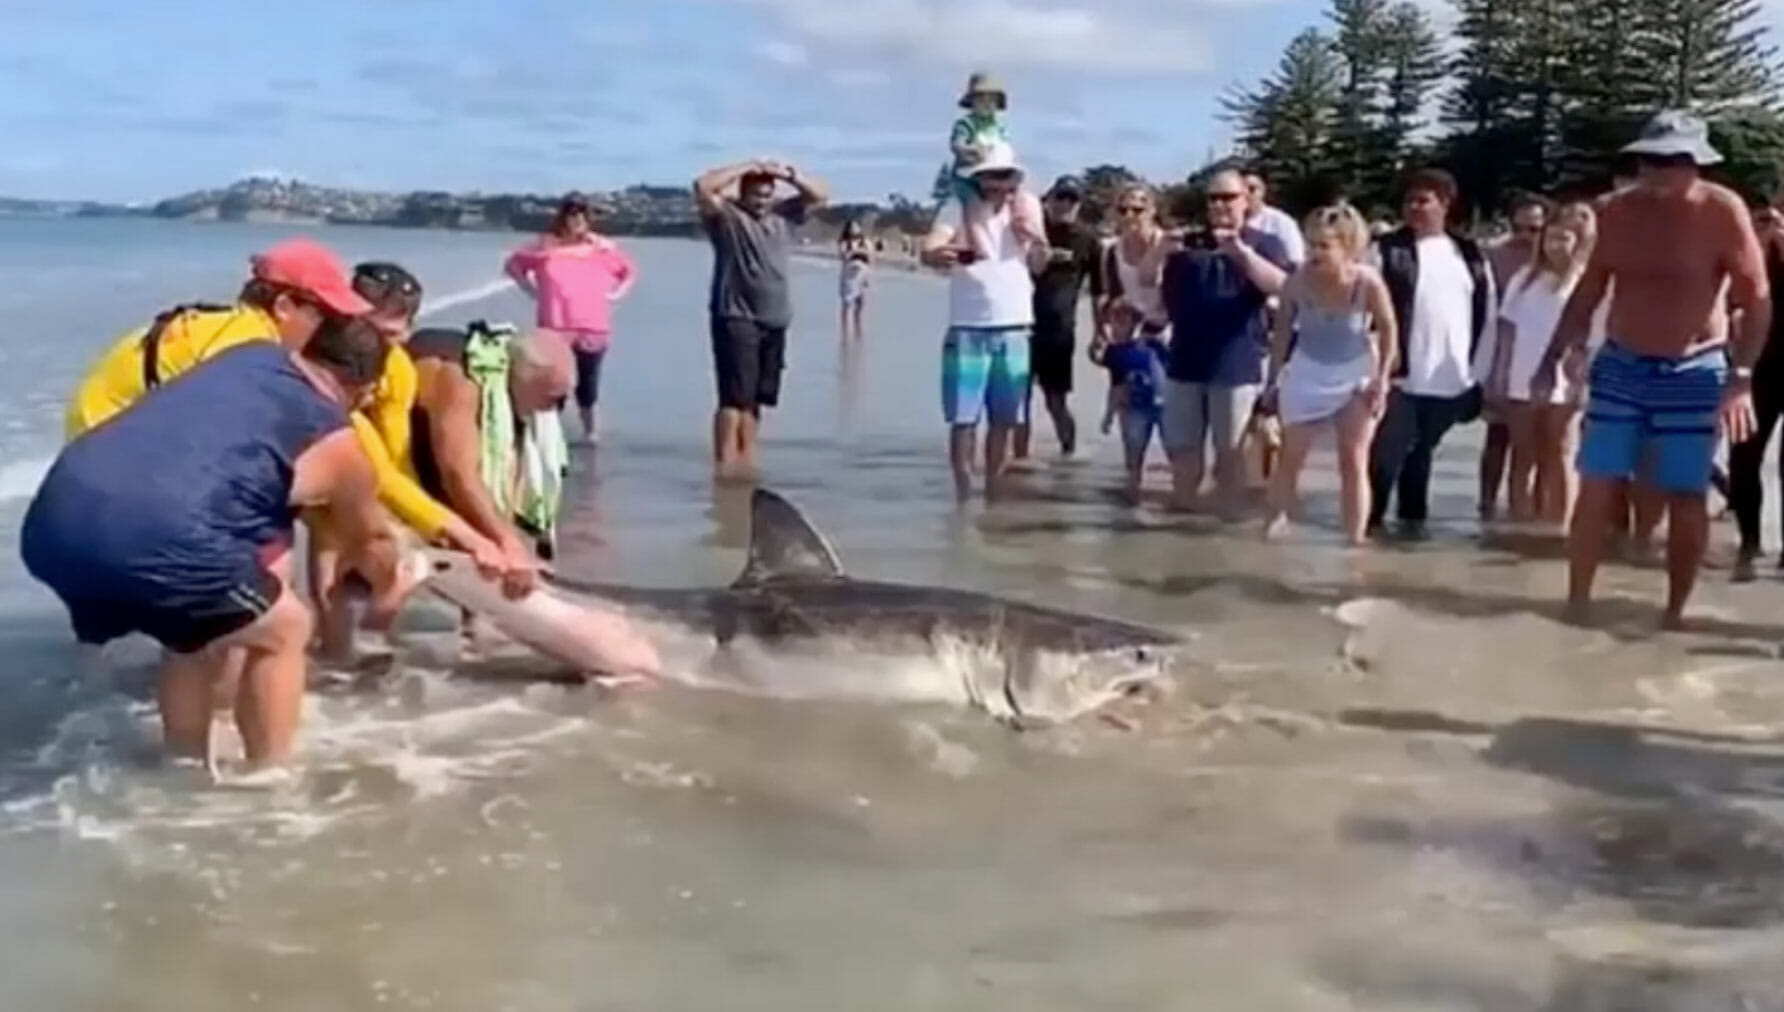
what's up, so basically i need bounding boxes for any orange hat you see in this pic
[250,238,374,316]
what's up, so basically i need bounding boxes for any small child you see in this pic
[1101,328,1170,504]
[933,71,1011,208]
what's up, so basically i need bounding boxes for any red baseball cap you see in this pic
[249,238,374,316]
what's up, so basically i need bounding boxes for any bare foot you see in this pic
[1660,610,1689,632]
[1261,513,1289,541]
[1561,598,1592,627]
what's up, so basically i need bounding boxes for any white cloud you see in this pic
[726,0,1217,74]
[755,39,809,66]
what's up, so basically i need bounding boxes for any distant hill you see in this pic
[0,176,940,241]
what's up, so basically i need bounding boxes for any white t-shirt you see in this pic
[1496,266,1578,403]
[946,193,1038,328]
[1379,236,1485,398]
[1248,204,1306,266]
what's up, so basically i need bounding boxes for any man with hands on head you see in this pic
[692,157,830,479]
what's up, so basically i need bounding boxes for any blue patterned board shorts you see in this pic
[942,326,1031,428]
[1577,341,1726,495]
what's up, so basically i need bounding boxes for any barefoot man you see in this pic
[1532,111,1771,627]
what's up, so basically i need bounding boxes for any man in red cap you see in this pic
[67,236,374,435]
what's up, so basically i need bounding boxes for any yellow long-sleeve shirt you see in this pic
[65,305,454,540]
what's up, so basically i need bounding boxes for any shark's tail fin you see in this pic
[734,488,846,587]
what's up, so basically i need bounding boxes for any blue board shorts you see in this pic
[1577,342,1727,495]
[942,325,1031,428]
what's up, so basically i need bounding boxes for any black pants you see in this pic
[1728,376,1784,553]
[1368,389,1473,526]
[572,347,605,411]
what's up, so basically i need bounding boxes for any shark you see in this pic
[420,488,1184,726]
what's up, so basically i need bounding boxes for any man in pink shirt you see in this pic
[504,193,637,442]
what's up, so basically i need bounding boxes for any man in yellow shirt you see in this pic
[65,239,518,582]
[305,262,545,656]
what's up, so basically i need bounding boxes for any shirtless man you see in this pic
[1532,111,1771,627]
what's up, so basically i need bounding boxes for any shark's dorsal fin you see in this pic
[734,488,846,586]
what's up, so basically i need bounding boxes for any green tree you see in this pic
[1222,29,1347,215]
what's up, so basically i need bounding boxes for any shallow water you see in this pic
[4,219,1784,1009]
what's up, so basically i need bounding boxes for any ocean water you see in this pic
[4,217,1784,1009]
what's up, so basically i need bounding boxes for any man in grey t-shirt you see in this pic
[693,158,830,479]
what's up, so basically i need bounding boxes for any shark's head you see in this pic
[995,639,1176,726]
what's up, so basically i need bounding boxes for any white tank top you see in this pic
[1110,237,1166,321]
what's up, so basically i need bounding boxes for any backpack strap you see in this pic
[139,302,233,390]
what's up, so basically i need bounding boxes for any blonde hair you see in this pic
[1521,205,1596,294]
[1301,202,1370,260]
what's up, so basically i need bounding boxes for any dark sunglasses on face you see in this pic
[1207,191,1245,204]
[1636,153,1695,169]
[1117,205,1148,216]
[354,263,421,298]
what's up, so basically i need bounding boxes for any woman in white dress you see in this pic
[1261,203,1397,545]
[1483,206,1595,525]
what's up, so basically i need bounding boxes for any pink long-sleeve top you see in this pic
[503,237,636,351]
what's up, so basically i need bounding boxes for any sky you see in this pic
[0,0,1779,204]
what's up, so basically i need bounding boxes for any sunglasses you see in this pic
[1116,204,1149,216]
[354,263,421,297]
[1206,191,1245,203]
[977,170,1019,185]
[1635,153,1696,169]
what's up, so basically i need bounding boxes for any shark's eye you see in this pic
[1134,648,1151,663]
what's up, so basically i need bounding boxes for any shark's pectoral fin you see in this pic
[732,488,847,587]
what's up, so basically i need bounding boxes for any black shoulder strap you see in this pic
[139,302,232,390]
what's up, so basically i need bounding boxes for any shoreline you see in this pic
[790,243,926,276]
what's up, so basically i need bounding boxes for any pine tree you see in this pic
[1222,30,1346,214]
[1376,4,1446,186]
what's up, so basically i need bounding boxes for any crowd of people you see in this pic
[10,74,1779,774]
[865,85,1776,635]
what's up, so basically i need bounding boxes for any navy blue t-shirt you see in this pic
[1160,228,1292,385]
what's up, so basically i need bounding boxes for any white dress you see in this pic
[1496,267,1577,404]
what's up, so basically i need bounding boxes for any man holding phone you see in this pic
[1145,167,1292,514]
[920,143,1051,501]
[1014,175,1105,461]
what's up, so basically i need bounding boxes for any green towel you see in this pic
[462,321,567,552]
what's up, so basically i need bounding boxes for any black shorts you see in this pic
[710,316,787,412]
[1030,318,1077,396]
[64,566,281,656]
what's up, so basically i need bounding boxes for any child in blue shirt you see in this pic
[1096,330,1170,503]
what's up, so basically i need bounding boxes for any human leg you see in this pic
[1262,419,1316,539]
[572,347,605,441]
[1335,394,1378,545]
[147,560,311,767]
[1367,389,1417,530]
[1160,381,1209,511]
[982,327,1032,497]
[1394,393,1465,527]
[1728,381,1781,571]
[741,326,788,473]
[1535,404,1581,527]
[941,327,992,501]
[1644,349,1730,623]
[1479,419,1511,520]
[1503,402,1541,522]
[708,316,761,477]
[1206,383,1263,518]
[1118,408,1158,503]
